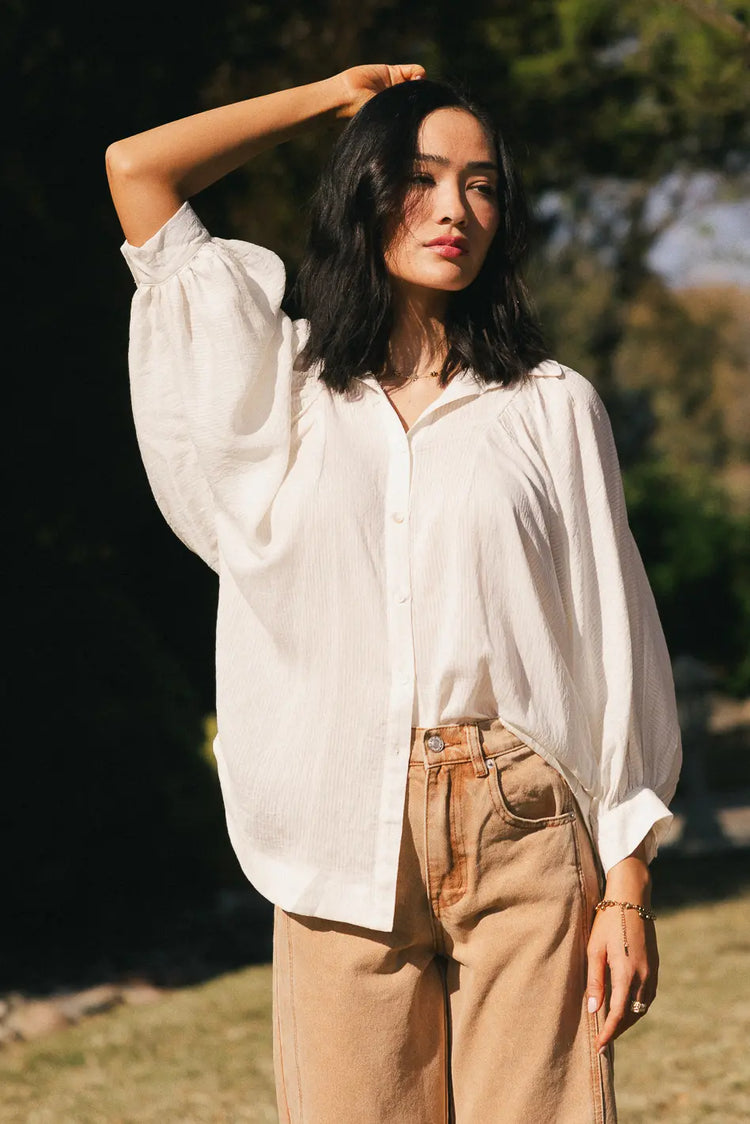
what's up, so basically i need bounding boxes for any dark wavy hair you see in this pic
[292,77,550,394]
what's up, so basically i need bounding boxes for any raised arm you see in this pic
[105,63,425,247]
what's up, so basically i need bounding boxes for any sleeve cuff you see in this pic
[593,786,678,876]
[119,200,211,286]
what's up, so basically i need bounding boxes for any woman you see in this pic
[107,63,682,1123]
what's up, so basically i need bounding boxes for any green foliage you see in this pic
[625,459,750,693]
[451,0,750,185]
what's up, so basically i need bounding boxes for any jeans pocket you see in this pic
[487,743,576,830]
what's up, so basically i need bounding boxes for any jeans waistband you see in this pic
[409,718,526,776]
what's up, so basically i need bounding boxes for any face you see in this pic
[383,107,501,305]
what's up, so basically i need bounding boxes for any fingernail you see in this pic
[587,996,598,1013]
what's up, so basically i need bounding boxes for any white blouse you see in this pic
[120,200,682,932]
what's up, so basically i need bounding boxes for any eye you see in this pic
[470,182,497,197]
[409,172,434,185]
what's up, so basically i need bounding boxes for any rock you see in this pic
[120,982,164,1006]
[0,1022,21,1046]
[52,984,123,1022]
[6,1001,70,1040]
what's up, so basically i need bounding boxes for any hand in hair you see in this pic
[336,64,426,119]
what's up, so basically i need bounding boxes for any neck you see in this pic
[386,285,449,379]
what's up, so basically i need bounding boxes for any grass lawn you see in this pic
[1,889,748,1123]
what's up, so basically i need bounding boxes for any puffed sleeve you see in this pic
[554,369,683,875]
[120,200,315,573]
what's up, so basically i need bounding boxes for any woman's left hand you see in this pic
[585,848,659,1053]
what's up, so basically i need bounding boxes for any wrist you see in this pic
[603,856,652,908]
[323,72,356,120]
[282,75,350,129]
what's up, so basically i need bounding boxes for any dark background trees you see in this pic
[5,0,748,990]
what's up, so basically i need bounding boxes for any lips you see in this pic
[425,236,469,258]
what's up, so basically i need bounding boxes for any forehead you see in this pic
[415,108,495,165]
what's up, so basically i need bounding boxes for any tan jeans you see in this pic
[272,718,617,1123]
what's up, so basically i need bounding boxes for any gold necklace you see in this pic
[381,366,442,385]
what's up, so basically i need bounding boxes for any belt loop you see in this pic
[467,724,489,778]
[421,730,432,772]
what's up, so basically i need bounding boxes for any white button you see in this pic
[392,512,405,523]
[396,592,409,603]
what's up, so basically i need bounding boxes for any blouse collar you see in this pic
[353,359,564,399]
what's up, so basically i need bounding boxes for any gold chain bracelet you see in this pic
[594,899,656,957]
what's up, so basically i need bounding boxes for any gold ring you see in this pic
[630,1000,648,1015]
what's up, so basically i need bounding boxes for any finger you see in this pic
[622,927,658,1009]
[612,975,651,1043]
[596,970,636,1053]
[598,942,657,1048]
[630,969,656,1013]
[391,63,426,84]
[643,932,659,1005]
[586,939,607,1015]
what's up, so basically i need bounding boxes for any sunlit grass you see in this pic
[615,890,750,1123]
[0,967,276,1124]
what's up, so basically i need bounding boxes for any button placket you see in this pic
[383,426,415,758]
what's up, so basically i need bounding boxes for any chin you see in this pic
[409,269,476,292]
[430,275,475,293]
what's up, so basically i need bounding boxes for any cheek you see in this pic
[477,213,500,258]
[383,225,421,277]
[383,235,406,276]
[383,216,407,264]
[479,203,500,238]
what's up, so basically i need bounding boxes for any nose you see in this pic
[434,178,468,226]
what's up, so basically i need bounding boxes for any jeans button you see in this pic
[426,734,445,752]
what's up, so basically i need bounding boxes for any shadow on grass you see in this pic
[650,845,750,913]
[4,887,274,999]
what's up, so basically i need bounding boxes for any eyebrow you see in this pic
[415,152,499,172]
